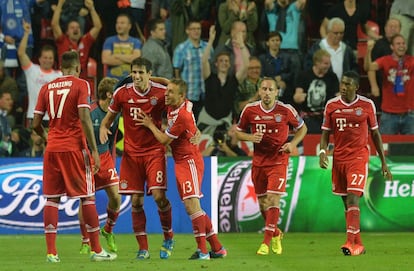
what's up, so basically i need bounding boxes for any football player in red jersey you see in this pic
[137,79,227,260]
[236,77,307,255]
[100,57,174,259]
[33,51,116,262]
[319,71,392,256]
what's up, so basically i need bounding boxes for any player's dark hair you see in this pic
[131,57,152,72]
[343,71,360,86]
[170,78,187,96]
[60,51,80,70]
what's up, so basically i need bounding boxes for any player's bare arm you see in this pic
[370,129,393,180]
[100,111,116,144]
[137,111,173,145]
[235,130,263,143]
[319,130,330,169]
[280,124,307,153]
[79,107,100,174]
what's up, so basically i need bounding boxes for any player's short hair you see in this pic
[60,51,80,70]
[343,71,360,86]
[313,49,331,63]
[97,77,119,100]
[170,78,187,96]
[131,57,152,72]
[261,77,277,88]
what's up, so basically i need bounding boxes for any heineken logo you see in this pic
[365,164,414,230]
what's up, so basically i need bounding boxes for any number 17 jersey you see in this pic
[34,75,91,152]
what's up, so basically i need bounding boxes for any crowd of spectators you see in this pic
[0,0,409,158]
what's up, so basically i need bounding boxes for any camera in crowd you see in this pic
[213,129,227,145]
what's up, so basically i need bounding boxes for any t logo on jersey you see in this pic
[130,107,142,121]
[336,118,347,131]
[256,124,266,133]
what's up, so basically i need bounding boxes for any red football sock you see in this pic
[104,207,119,234]
[132,207,148,250]
[191,211,207,254]
[81,199,102,253]
[158,202,173,240]
[204,213,222,251]
[346,205,361,244]
[263,207,278,246]
[44,200,59,255]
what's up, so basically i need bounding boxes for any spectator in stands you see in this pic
[50,0,88,33]
[51,0,101,80]
[305,17,358,82]
[10,126,31,157]
[203,124,247,156]
[320,0,380,52]
[0,60,19,126]
[197,25,247,136]
[170,0,210,52]
[365,34,414,135]
[389,0,414,56]
[102,13,142,80]
[235,56,262,116]
[363,18,401,108]
[18,21,61,128]
[260,0,307,81]
[141,19,173,78]
[118,0,147,37]
[0,90,14,157]
[17,128,45,157]
[217,0,258,46]
[294,49,339,134]
[258,31,293,104]
[173,19,209,120]
[213,20,253,76]
[151,0,170,20]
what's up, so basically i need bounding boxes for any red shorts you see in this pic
[251,164,288,197]
[42,150,95,198]
[332,160,368,197]
[118,153,166,194]
[95,151,119,191]
[175,157,204,200]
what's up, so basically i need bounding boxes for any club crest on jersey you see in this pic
[150,96,158,106]
[355,108,363,116]
[120,179,128,190]
[274,114,282,122]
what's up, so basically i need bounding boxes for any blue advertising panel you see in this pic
[0,157,212,234]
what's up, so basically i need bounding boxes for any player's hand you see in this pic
[367,39,375,51]
[319,153,329,169]
[189,129,201,145]
[99,126,111,144]
[279,142,293,153]
[136,111,153,127]
[91,150,100,174]
[251,132,263,143]
[382,166,393,180]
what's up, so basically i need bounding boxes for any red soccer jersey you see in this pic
[165,100,201,162]
[375,55,414,113]
[237,101,304,167]
[109,81,167,156]
[56,33,95,79]
[34,75,91,152]
[321,95,378,163]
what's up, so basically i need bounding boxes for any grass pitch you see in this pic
[1,232,413,271]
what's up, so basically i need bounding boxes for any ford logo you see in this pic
[0,161,130,231]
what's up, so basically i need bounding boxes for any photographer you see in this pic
[203,124,247,157]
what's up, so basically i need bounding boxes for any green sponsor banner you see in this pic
[217,156,414,232]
